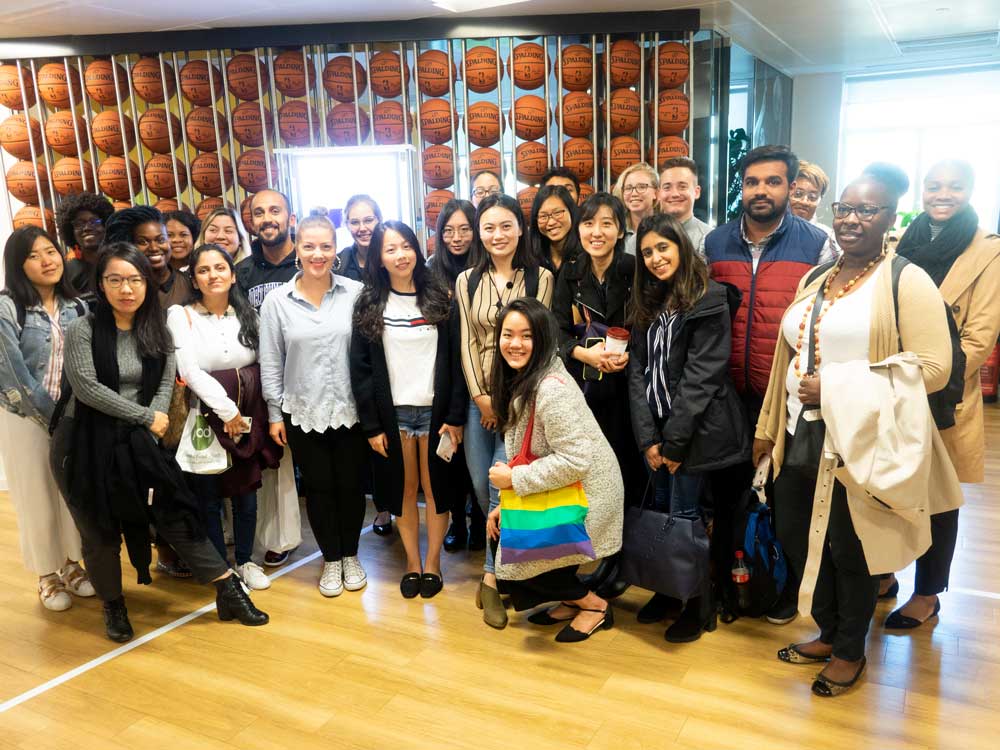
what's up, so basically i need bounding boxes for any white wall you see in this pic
[789,72,845,224]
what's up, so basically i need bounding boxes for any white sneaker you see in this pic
[236,562,271,591]
[319,561,343,597]
[342,556,367,591]
[59,562,96,597]
[39,574,72,612]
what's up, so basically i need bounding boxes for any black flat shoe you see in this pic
[637,593,682,624]
[812,657,867,697]
[443,520,467,552]
[778,643,832,664]
[215,574,269,626]
[885,598,940,629]
[419,573,443,599]
[400,573,421,599]
[467,526,486,551]
[103,596,133,643]
[555,605,614,643]
[373,518,393,536]
[664,599,717,643]
[527,603,580,625]
[595,578,630,600]
[878,578,900,600]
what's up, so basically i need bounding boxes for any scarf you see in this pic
[646,309,679,420]
[896,204,980,287]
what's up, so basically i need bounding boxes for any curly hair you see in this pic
[103,205,164,245]
[56,192,114,246]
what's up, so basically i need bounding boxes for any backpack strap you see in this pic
[803,260,837,288]
[467,268,483,309]
[524,264,539,298]
[890,254,909,351]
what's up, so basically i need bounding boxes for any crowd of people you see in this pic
[2,145,999,697]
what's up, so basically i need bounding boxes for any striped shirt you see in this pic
[383,291,437,407]
[41,310,64,403]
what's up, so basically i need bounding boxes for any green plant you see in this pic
[727,128,750,221]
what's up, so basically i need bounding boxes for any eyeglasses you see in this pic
[347,216,378,229]
[102,274,147,289]
[442,226,473,238]
[830,202,891,221]
[623,183,652,194]
[791,189,821,203]
[472,186,501,199]
[72,218,103,231]
[537,208,568,224]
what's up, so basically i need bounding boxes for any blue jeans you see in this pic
[651,467,704,517]
[464,398,506,574]
[187,472,259,566]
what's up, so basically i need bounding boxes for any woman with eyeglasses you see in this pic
[198,207,251,265]
[791,161,838,256]
[471,171,502,209]
[613,162,660,256]
[56,192,115,294]
[528,185,581,274]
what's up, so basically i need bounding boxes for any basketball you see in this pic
[36,62,81,108]
[465,46,500,93]
[180,59,223,106]
[236,149,277,192]
[137,108,180,154]
[240,195,254,234]
[417,49,455,97]
[278,100,319,146]
[510,42,547,89]
[322,56,367,103]
[515,141,548,184]
[144,154,187,198]
[561,137,595,182]
[607,39,641,87]
[13,206,54,229]
[424,189,454,226]
[467,101,501,147]
[154,199,190,213]
[6,160,47,204]
[196,197,224,221]
[469,147,501,176]
[601,87,641,135]
[420,98,458,145]
[186,106,228,151]
[84,59,125,105]
[52,157,94,196]
[560,91,593,137]
[273,50,313,97]
[605,135,641,180]
[655,89,689,135]
[512,95,549,141]
[517,186,538,222]
[577,183,594,204]
[655,42,689,89]
[91,110,135,155]
[373,101,410,145]
[0,113,42,160]
[422,145,454,189]
[648,136,689,167]
[227,54,268,101]
[425,233,436,255]
[369,51,410,98]
[190,152,233,196]
[231,101,272,147]
[132,57,175,103]
[111,201,132,211]
[0,64,34,109]
[559,45,593,92]
[97,156,139,201]
[43,111,85,156]
[326,103,372,146]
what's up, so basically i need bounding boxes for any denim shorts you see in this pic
[396,405,433,438]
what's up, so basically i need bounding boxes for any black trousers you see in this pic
[500,565,590,612]
[914,509,960,596]
[284,418,366,562]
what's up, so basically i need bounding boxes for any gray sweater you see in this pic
[64,317,175,428]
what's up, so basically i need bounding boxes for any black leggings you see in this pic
[914,509,960,596]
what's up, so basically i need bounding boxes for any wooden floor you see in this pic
[1,410,999,749]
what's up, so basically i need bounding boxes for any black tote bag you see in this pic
[783,284,827,472]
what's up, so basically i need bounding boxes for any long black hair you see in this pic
[353,220,451,341]
[93,242,172,358]
[471,192,533,276]
[432,198,478,290]
[491,297,560,434]
[527,184,581,269]
[187,243,259,350]
[2,226,78,309]
[631,213,708,328]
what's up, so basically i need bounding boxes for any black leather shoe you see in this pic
[555,605,614,643]
[373,516,393,536]
[595,578,630,600]
[103,596,134,643]
[885,597,940,629]
[419,573,443,599]
[528,603,579,625]
[467,525,487,551]
[443,520,467,552]
[400,573,421,599]
[578,555,619,590]
[878,578,900,600]
[637,593,682,624]
[665,598,717,643]
[215,574,269,626]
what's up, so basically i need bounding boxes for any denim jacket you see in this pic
[0,293,87,427]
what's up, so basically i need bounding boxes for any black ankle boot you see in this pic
[664,597,717,643]
[103,596,134,643]
[578,554,619,590]
[443,518,467,552]
[215,574,269,626]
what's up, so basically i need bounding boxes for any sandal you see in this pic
[59,562,95,597]
[812,657,867,697]
[778,643,832,664]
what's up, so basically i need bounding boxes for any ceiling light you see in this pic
[432,0,529,12]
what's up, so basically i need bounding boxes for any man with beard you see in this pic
[235,189,298,311]
[56,192,115,295]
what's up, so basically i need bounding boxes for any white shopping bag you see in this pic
[253,451,302,556]
[174,405,231,475]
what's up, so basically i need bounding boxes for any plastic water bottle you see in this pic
[732,550,751,611]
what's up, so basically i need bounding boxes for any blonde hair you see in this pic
[795,160,830,197]
[612,161,660,229]
[197,207,251,264]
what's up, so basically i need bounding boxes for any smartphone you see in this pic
[436,431,455,462]
[240,416,253,433]
[581,337,604,382]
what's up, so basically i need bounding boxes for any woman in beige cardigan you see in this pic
[753,165,954,696]
[880,160,1000,628]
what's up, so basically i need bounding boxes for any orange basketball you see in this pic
[84,59,125,105]
[196,197,225,221]
[606,40,641,87]
[655,89,689,135]
[560,91,593,138]
[605,135,641,180]
[467,101,501,147]
[52,157,95,196]
[425,233,436,256]
[227,54,268,101]
[326,103,372,146]
[138,108,181,154]
[417,49,456,97]
[190,152,233,196]
[510,43,548,90]
[369,51,410,98]
[420,98,458,145]
[236,149,277,192]
[424,189,455,226]
[512,95,549,141]
[577,183,594,204]
[231,101,272,147]
[154,199,191,213]
[516,141,548,184]
[43,111,85,156]
[373,101,410,145]
[648,136,689,168]
[559,45,593,92]
[186,106,228,151]
[422,145,454,189]
[322,56,367,103]
[561,137,595,182]
[470,147,501,177]
[13,206,54,230]
[240,195,254,234]
[91,111,136,156]
[0,113,42,160]
[655,42,689,89]
[465,46,500,93]
[273,50,314,97]
[278,100,319,146]
[132,57,175,103]
[144,154,187,198]
[0,64,34,109]
[97,156,139,201]
[517,186,538,222]
[6,160,47,204]
[601,88,641,135]
[111,201,132,211]
[37,62,81,108]
[180,59,223,106]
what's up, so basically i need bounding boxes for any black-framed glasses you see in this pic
[831,202,891,220]
[72,217,103,231]
[623,183,652,194]
[537,208,568,224]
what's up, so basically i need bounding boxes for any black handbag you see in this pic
[618,479,710,602]
[783,283,827,472]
